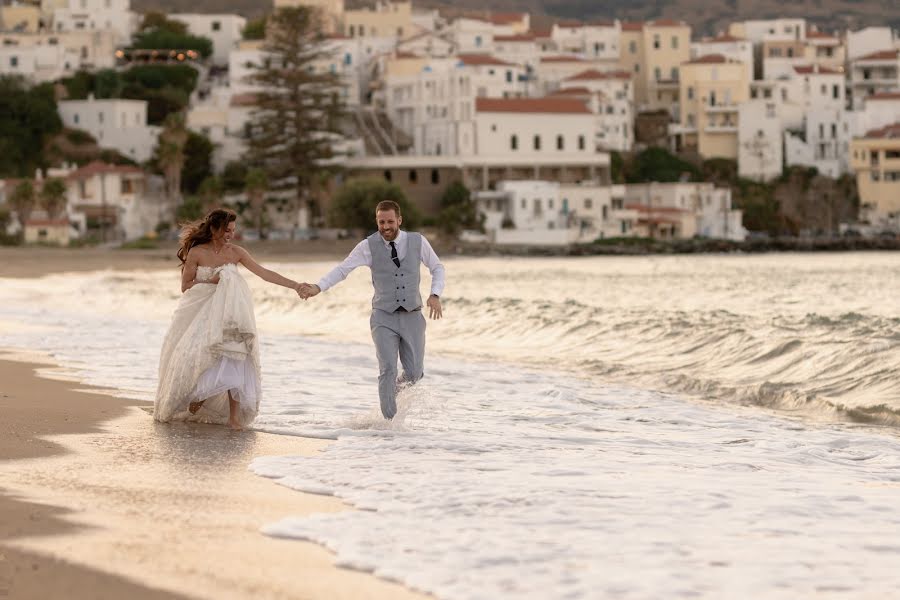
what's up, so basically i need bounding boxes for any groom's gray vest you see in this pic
[368,231,423,312]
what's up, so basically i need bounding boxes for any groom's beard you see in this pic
[380,229,398,241]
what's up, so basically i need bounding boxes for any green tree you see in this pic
[625,147,700,183]
[197,175,223,210]
[154,112,189,205]
[94,69,123,98]
[437,181,482,237]
[243,17,266,40]
[329,178,419,232]
[0,77,62,177]
[9,180,36,226]
[221,160,249,193]
[176,196,205,222]
[121,65,199,124]
[39,178,68,220]
[243,6,349,232]
[181,130,215,194]
[244,168,270,239]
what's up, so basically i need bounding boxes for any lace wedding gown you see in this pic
[154,264,261,426]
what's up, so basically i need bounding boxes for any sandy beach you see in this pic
[0,353,430,600]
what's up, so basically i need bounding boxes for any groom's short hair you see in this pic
[375,200,401,216]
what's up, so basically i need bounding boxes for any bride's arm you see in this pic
[181,249,200,293]
[234,246,301,291]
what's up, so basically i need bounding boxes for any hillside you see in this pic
[132,0,898,36]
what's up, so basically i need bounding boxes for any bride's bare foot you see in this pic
[189,400,205,415]
[227,419,243,431]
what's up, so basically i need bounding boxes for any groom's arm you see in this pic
[420,236,444,319]
[307,240,372,296]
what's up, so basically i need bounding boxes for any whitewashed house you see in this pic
[849,49,900,110]
[171,13,246,66]
[558,68,633,151]
[50,0,138,45]
[691,34,753,80]
[738,101,784,181]
[58,96,160,163]
[623,182,746,240]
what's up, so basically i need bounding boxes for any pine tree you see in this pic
[243,6,349,232]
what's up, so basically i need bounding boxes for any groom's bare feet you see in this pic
[227,419,244,431]
[189,400,205,415]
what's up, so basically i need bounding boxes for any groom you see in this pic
[299,200,445,419]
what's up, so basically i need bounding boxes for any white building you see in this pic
[0,42,80,82]
[849,49,900,110]
[691,34,753,80]
[849,92,900,138]
[58,96,160,163]
[728,18,806,44]
[846,27,897,61]
[738,101,783,181]
[50,0,137,45]
[535,55,599,94]
[557,69,634,151]
[550,21,620,62]
[623,182,746,240]
[474,179,621,245]
[171,13,246,66]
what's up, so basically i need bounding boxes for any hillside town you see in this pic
[1,0,899,247]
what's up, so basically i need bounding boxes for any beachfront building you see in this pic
[849,123,900,230]
[670,54,749,159]
[0,42,81,81]
[472,179,628,245]
[0,28,117,77]
[171,14,246,66]
[618,19,691,114]
[845,27,897,62]
[691,34,753,80]
[555,69,634,151]
[623,182,746,240]
[849,49,900,110]
[738,100,784,181]
[849,93,900,139]
[58,96,160,163]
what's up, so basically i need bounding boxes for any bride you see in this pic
[154,207,302,430]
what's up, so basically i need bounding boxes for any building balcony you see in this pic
[705,103,739,113]
[669,122,697,134]
[651,79,679,90]
[705,123,738,133]
[851,77,898,86]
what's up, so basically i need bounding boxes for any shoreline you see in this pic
[0,353,430,600]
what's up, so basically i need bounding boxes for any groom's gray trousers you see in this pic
[370,307,426,419]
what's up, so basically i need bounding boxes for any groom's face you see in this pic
[376,209,402,241]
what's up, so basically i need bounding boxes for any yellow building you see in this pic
[850,123,900,227]
[673,54,749,159]
[343,1,412,39]
[619,19,691,113]
[0,4,41,33]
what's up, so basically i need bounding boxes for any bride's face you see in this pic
[215,221,236,244]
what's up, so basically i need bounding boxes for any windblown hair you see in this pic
[177,207,237,267]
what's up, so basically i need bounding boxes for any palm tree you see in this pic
[40,178,68,220]
[156,112,188,205]
[8,180,36,228]
[244,168,269,239]
[197,175,223,211]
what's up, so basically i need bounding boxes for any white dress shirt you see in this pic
[317,230,446,296]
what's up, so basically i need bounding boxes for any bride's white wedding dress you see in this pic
[154,264,261,426]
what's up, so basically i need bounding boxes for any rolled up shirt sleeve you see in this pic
[420,235,445,297]
[317,240,371,292]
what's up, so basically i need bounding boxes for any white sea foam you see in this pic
[2,253,900,598]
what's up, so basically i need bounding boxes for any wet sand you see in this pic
[0,355,430,600]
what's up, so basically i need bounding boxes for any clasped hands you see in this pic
[295,282,320,300]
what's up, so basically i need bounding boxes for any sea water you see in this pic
[1,252,899,598]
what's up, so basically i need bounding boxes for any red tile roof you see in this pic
[626,204,688,214]
[540,55,587,63]
[65,161,143,180]
[395,51,422,59]
[549,86,592,95]
[457,53,514,66]
[868,92,900,101]
[702,34,745,43]
[621,22,643,31]
[793,64,842,75]
[856,49,900,61]
[686,54,728,64]
[565,68,631,81]
[806,30,837,39]
[25,219,70,226]
[475,97,591,114]
[487,12,527,25]
[863,122,900,139]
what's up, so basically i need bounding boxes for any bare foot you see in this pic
[189,400,205,415]
[228,419,244,431]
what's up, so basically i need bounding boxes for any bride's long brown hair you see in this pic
[177,207,237,268]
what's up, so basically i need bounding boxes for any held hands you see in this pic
[295,282,321,300]
[427,295,443,320]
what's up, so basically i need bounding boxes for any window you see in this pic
[349,25,355,36]
[408,169,417,183]
[584,198,593,209]
[831,124,837,139]
[786,47,794,58]
[670,67,678,81]
[820,84,827,96]
[121,179,134,194]
[671,36,679,49]
[602,205,608,220]
[832,85,839,99]
[98,111,104,124]
[383,170,392,181]
[431,169,439,184]
[653,34,660,49]
[510,134,518,150]
[556,135,564,150]
[506,70,512,83]
[629,40,637,54]
[654,67,661,81]
[475,35,482,47]
[397,27,403,36]
[533,135,541,150]
[634,64,640,73]
[548,199,555,209]
[533,199,542,213]
[212,21,221,31]
[687,86,694,100]
[578,135,585,150]
[9,56,17,67]
[521,198,526,209]
[344,53,352,65]
[74,114,79,124]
